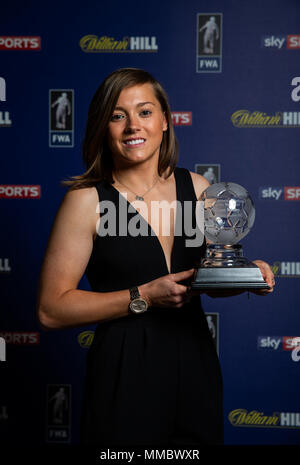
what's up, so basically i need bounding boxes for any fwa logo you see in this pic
[0,337,5,361]
[49,90,74,147]
[0,77,12,127]
[47,384,71,443]
[0,77,6,101]
[196,13,222,72]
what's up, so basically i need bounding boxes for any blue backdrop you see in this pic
[1,0,300,447]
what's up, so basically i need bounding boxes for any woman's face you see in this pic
[107,83,168,168]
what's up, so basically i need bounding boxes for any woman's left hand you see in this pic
[252,259,275,295]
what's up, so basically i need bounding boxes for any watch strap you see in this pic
[129,286,140,301]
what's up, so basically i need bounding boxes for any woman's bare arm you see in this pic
[36,187,133,329]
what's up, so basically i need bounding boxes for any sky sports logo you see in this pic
[0,332,40,345]
[262,35,300,49]
[0,36,41,50]
[0,185,41,198]
[258,336,300,351]
[171,112,192,126]
[259,187,300,200]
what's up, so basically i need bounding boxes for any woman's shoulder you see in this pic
[55,186,100,237]
[188,170,210,199]
[59,186,99,222]
[64,185,99,204]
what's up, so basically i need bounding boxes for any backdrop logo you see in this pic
[47,385,71,443]
[0,111,12,126]
[171,112,192,126]
[79,35,158,52]
[0,258,11,273]
[228,409,300,428]
[0,337,5,361]
[0,406,8,420]
[0,332,40,345]
[0,36,41,50]
[292,345,300,362]
[287,35,300,49]
[262,35,286,49]
[284,187,300,200]
[259,187,282,200]
[259,187,300,200]
[205,313,219,354]
[262,35,300,50]
[49,90,74,147]
[257,336,281,350]
[282,337,300,351]
[291,77,300,102]
[78,330,94,348]
[195,164,221,184]
[0,185,41,198]
[0,77,6,101]
[257,336,300,351]
[0,77,12,127]
[271,261,300,277]
[197,13,222,72]
[232,110,300,127]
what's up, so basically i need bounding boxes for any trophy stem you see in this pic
[201,244,252,268]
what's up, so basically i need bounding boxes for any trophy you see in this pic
[191,182,269,290]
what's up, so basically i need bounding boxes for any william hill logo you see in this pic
[79,35,158,52]
[271,261,300,277]
[78,330,94,348]
[229,409,300,428]
[231,110,300,127]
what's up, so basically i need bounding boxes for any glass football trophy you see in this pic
[191,182,269,290]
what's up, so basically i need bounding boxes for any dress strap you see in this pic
[94,180,119,204]
[174,167,197,202]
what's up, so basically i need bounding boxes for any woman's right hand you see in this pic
[139,268,195,309]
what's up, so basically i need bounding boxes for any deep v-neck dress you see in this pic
[81,167,223,445]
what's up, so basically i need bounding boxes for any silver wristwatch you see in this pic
[129,286,148,314]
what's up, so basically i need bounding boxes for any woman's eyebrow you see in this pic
[114,101,156,111]
[136,101,156,107]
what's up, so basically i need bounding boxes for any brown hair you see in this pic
[62,68,178,189]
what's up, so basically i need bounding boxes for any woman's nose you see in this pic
[124,114,141,132]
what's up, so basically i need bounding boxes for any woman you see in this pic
[37,68,275,445]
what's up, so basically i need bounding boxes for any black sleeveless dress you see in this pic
[81,167,223,445]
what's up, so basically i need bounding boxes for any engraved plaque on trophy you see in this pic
[191,182,269,290]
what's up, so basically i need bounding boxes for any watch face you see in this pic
[130,298,148,313]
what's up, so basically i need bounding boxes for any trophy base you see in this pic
[191,266,270,290]
[191,244,270,290]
